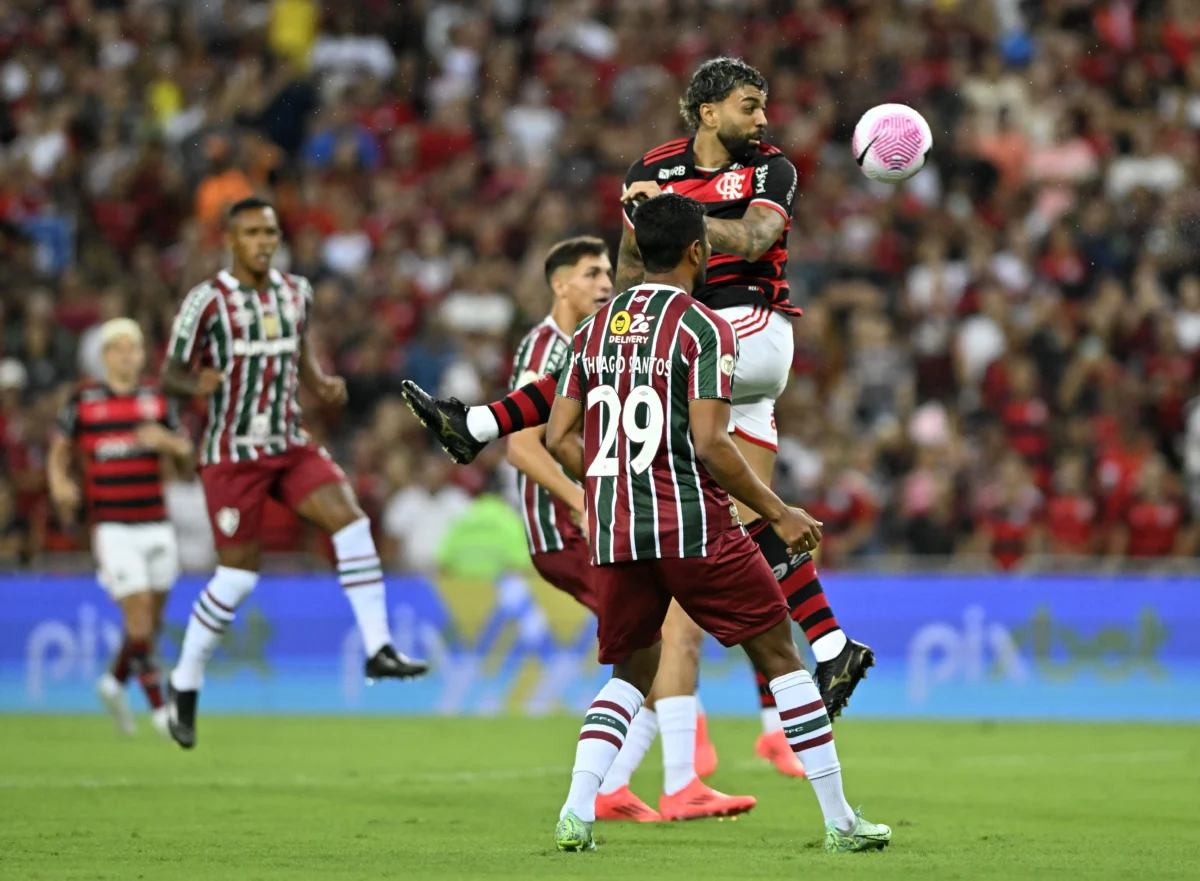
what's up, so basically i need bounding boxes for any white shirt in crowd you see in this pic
[383,484,471,572]
[164,479,217,573]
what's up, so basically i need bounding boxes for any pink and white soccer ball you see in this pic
[852,104,932,183]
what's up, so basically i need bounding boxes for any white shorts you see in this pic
[719,305,794,451]
[93,522,180,600]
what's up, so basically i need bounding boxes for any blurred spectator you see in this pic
[1,0,1198,571]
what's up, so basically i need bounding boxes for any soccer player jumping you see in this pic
[161,197,426,749]
[546,193,889,853]
[402,58,873,775]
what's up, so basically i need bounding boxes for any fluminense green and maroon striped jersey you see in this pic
[509,315,574,555]
[558,284,741,564]
[167,268,313,466]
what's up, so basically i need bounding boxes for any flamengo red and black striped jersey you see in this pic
[57,380,177,524]
[559,284,742,565]
[510,316,576,555]
[167,269,313,466]
[622,138,799,316]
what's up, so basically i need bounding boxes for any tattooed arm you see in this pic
[703,204,787,263]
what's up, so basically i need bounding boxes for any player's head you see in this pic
[681,57,768,165]
[544,236,613,322]
[100,318,145,385]
[633,194,709,290]
[225,196,281,278]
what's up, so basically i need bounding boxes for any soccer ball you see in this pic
[852,104,932,183]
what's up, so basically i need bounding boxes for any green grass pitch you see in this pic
[2,716,1198,880]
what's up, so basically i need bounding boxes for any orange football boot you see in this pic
[595,786,662,822]
[754,729,807,778]
[695,712,718,778]
[659,778,757,821]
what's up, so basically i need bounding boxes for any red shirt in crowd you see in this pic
[1117,495,1188,558]
[1044,493,1098,555]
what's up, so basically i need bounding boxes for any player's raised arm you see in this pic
[702,203,787,263]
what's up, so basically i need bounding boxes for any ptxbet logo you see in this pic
[907,606,1028,702]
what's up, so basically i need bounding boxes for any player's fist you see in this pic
[770,507,823,555]
[621,181,663,204]
[315,375,348,407]
[196,368,225,396]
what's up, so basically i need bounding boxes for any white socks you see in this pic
[598,708,658,795]
[656,695,697,796]
[811,630,848,664]
[333,518,391,656]
[465,407,500,442]
[171,566,258,691]
[770,669,855,831]
[561,678,645,822]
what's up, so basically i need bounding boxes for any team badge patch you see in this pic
[609,310,632,335]
[216,507,240,537]
[719,354,736,376]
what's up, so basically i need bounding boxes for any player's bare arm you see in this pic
[702,204,786,263]
[688,397,821,553]
[613,224,645,293]
[507,425,586,514]
[298,330,348,407]
[160,356,224,399]
[545,395,585,481]
[46,434,81,523]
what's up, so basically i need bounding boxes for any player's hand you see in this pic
[314,375,349,407]
[196,368,225,396]
[621,181,664,205]
[50,480,81,524]
[769,506,823,555]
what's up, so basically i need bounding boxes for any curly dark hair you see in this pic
[679,57,769,131]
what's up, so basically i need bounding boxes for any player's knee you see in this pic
[219,543,262,573]
[743,620,803,682]
[612,644,660,698]
[123,594,155,641]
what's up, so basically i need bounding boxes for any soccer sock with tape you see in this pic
[770,669,855,831]
[471,371,560,442]
[656,695,697,795]
[756,669,783,733]
[561,677,645,822]
[598,708,658,795]
[333,517,391,657]
[170,566,258,692]
[748,520,848,663]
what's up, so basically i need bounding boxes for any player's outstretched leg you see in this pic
[753,669,806,777]
[747,521,874,718]
[294,479,427,681]
[556,642,663,850]
[741,618,891,853]
[168,564,259,748]
[401,373,559,466]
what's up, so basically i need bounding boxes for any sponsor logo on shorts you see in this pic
[216,507,240,537]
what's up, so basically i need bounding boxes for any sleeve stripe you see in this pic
[749,198,789,220]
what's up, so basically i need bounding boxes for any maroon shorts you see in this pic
[532,534,600,615]
[591,526,788,664]
[200,445,346,548]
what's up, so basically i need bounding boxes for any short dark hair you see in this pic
[226,196,275,227]
[680,57,768,130]
[543,236,608,286]
[632,194,707,273]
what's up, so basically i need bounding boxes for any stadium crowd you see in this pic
[1,0,1199,572]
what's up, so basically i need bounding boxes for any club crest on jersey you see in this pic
[216,507,240,537]
[137,395,160,421]
[715,171,745,201]
[261,313,281,338]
